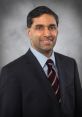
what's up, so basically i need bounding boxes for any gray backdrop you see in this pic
[0,0,82,84]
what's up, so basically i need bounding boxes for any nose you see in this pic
[43,27,51,37]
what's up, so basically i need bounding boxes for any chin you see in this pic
[44,46,53,50]
[43,48,52,52]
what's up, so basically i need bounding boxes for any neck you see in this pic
[36,48,53,58]
[31,46,53,58]
[42,50,53,58]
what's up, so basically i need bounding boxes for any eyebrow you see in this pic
[49,24,57,27]
[35,24,57,27]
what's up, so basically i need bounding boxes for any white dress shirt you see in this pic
[30,47,57,76]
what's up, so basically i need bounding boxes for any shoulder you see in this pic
[54,52,77,66]
[0,49,35,75]
[3,55,26,69]
[0,51,30,74]
[54,52,79,76]
[55,52,75,61]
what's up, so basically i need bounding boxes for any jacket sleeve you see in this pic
[74,60,82,117]
[0,67,22,117]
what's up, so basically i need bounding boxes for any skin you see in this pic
[27,14,58,58]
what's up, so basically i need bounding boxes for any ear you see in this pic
[57,29,58,35]
[26,28,30,36]
[56,27,58,36]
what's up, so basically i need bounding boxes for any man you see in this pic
[0,6,82,117]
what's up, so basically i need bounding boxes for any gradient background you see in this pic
[0,0,82,84]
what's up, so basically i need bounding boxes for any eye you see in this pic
[35,25,44,31]
[48,25,57,31]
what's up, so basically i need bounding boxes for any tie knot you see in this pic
[46,59,54,67]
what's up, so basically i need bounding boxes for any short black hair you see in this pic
[27,6,59,28]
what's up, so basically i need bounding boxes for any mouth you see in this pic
[41,39,53,45]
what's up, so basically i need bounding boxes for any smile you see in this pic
[42,39,53,44]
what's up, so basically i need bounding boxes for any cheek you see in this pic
[30,34,39,44]
[30,31,40,38]
[52,32,58,37]
[28,32,36,41]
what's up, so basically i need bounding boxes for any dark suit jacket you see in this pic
[0,49,82,117]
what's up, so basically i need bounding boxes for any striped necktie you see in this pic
[46,59,61,103]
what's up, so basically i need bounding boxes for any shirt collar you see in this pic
[30,47,56,68]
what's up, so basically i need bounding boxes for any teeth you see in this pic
[44,40,50,42]
[44,40,52,42]
[42,40,52,44]
[44,39,52,41]
[41,38,53,44]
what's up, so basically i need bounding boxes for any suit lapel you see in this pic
[25,50,74,114]
[25,49,60,106]
[55,52,72,112]
[55,53,66,100]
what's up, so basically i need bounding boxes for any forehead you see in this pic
[32,14,56,25]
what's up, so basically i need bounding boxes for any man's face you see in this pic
[27,14,58,56]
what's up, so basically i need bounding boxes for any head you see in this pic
[26,6,59,57]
